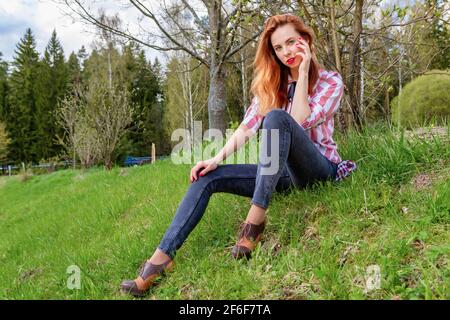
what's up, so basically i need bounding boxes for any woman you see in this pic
[120,13,357,297]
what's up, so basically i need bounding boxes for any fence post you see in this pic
[8,165,11,176]
[152,143,156,164]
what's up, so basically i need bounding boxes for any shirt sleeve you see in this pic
[241,96,263,133]
[300,71,344,130]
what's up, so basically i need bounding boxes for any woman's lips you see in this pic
[287,58,295,65]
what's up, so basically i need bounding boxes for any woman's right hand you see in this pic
[190,158,219,183]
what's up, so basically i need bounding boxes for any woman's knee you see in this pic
[191,166,222,192]
[263,109,291,129]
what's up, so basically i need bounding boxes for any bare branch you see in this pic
[160,0,204,60]
[225,30,261,60]
[180,0,209,34]
[63,0,176,52]
[130,0,210,66]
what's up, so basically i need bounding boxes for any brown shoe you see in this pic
[231,220,265,259]
[120,259,174,297]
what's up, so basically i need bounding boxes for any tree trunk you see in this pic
[207,0,227,134]
[329,0,341,73]
[384,85,391,126]
[240,26,248,113]
[346,0,364,130]
[329,0,348,132]
[208,65,227,134]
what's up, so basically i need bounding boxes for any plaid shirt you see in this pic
[241,69,356,181]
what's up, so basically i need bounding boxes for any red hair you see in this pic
[251,14,321,115]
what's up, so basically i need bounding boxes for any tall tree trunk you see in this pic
[207,0,227,134]
[384,85,391,126]
[107,44,113,91]
[329,0,341,73]
[329,0,348,132]
[208,66,227,134]
[240,26,248,113]
[347,0,364,130]
[187,68,194,151]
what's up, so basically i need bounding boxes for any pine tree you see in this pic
[0,52,9,122]
[7,28,40,163]
[77,45,88,70]
[67,52,82,89]
[34,29,68,160]
[131,52,164,156]
[0,120,10,162]
[428,0,449,70]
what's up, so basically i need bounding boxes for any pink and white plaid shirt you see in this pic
[241,69,357,181]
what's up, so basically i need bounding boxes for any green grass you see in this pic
[0,124,449,300]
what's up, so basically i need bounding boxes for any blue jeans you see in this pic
[158,109,338,259]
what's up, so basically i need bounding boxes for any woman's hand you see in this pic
[190,157,219,183]
[295,37,311,75]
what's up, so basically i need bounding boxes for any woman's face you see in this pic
[270,23,303,70]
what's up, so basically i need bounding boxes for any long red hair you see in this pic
[251,14,321,115]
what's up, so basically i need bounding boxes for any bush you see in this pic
[17,163,33,182]
[391,70,450,128]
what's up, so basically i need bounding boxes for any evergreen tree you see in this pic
[428,0,449,70]
[0,120,10,162]
[77,45,88,70]
[67,52,82,90]
[0,52,9,122]
[131,53,165,156]
[35,29,68,160]
[7,28,40,163]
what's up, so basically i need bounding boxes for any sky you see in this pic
[0,0,420,65]
[0,0,165,64]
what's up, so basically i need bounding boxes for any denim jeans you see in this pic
[158,109,338,259]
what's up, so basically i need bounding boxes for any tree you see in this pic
[0,121,10,162]
[56,86,82,169]
[427,0,449,70]
[0,52,9,123]
[164,55,209,151]
[7,28,40,163]
[127,51,166,156]
[34,30,68,160]
[57,80,133,170]
[81,23,135,169]
[86,81,133,169]
[67,51,82,89]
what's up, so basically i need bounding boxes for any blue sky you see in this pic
[1,0,93,61]
[0,0,418,64]
[0,0,164,63]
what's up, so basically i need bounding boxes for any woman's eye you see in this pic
[289,40,295,44]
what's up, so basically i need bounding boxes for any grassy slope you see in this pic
[0,125,448,300]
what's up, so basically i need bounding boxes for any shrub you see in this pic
[17,163,33,182]
[391,70,450,128]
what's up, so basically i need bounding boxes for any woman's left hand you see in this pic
[295,37,311,74]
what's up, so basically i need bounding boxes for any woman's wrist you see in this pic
[298,68,309,79]
[212,154,222,164]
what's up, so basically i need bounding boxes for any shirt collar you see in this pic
[287,74,295,84]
